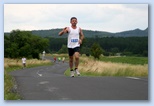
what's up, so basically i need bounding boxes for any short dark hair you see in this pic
[70,17,77,21]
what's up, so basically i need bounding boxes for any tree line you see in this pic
[4,30,148,59]
[47,36,148,57]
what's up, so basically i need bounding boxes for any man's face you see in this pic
[71,19,77,26]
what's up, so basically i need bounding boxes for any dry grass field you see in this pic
[4,58,51,69]
[79,56,148,77]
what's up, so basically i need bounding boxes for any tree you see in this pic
[80,46,90,56]
[4,30,49,59]
[90,42,103,59]
[58,45,68,54]
[111,47,119,55]
[5,43,19,58]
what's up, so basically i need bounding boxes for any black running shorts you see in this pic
[68,47,80,56]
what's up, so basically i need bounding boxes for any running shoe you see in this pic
[70,71,75,77]
[75,68,80,76]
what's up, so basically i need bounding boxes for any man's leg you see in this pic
[68,48,75,77]
[22,63,24,69]
[69,56,74,70]
[69,56,75,77]
[74,52,80,76]
[74,52,80,69]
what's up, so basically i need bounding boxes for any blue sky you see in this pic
[4,4,148,33]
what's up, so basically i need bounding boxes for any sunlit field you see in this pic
[78,56,148,77]
[4,58,51,69]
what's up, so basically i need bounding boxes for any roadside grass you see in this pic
[65,55,148,77]
[100,56,148,65]
[4,58,52,100]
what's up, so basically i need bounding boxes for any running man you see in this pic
[22,57,26,69]
[54,57,57,63]
[59,17,84,77]
[62,57,65,63]
[58,57,61,62]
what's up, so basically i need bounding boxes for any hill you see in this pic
[5,28,148,38]
[113,28,148,37]
[31,28,148,38]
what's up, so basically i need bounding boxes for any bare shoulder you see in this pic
[79,27,82,30]
[78,27,82,31]
[79,27,83,33]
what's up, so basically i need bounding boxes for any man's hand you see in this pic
[63,27,67,31]
[62,27,68,33]
[79,39,82,44]
[59,27,68,36]
[79,28,84,43]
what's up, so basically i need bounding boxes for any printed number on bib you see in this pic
[71,39,78,43]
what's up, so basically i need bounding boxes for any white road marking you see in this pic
[37,70,42,77]
[126,77,140,80]
[38,74,42,76]
[45,87,58,92]
[39,81,49,84]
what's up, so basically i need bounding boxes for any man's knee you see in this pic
[74,52,80,59]
[69,56,73,62]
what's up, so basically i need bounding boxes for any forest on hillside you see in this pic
[46,36,148,57]
[4,30,148,59]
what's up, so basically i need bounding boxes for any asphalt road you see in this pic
[10,60,148,100]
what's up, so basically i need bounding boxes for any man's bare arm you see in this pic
[79,28,84,44]
[58,27,68,36]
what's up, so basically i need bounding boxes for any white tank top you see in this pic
[67,26,80,48]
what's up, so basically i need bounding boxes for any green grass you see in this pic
[4,68,21,100]
[64,69,70,77]
[100,56,148,65]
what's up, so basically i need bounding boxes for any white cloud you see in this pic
[4,4,148,32]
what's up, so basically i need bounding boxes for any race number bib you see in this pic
[71,39,78,43]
